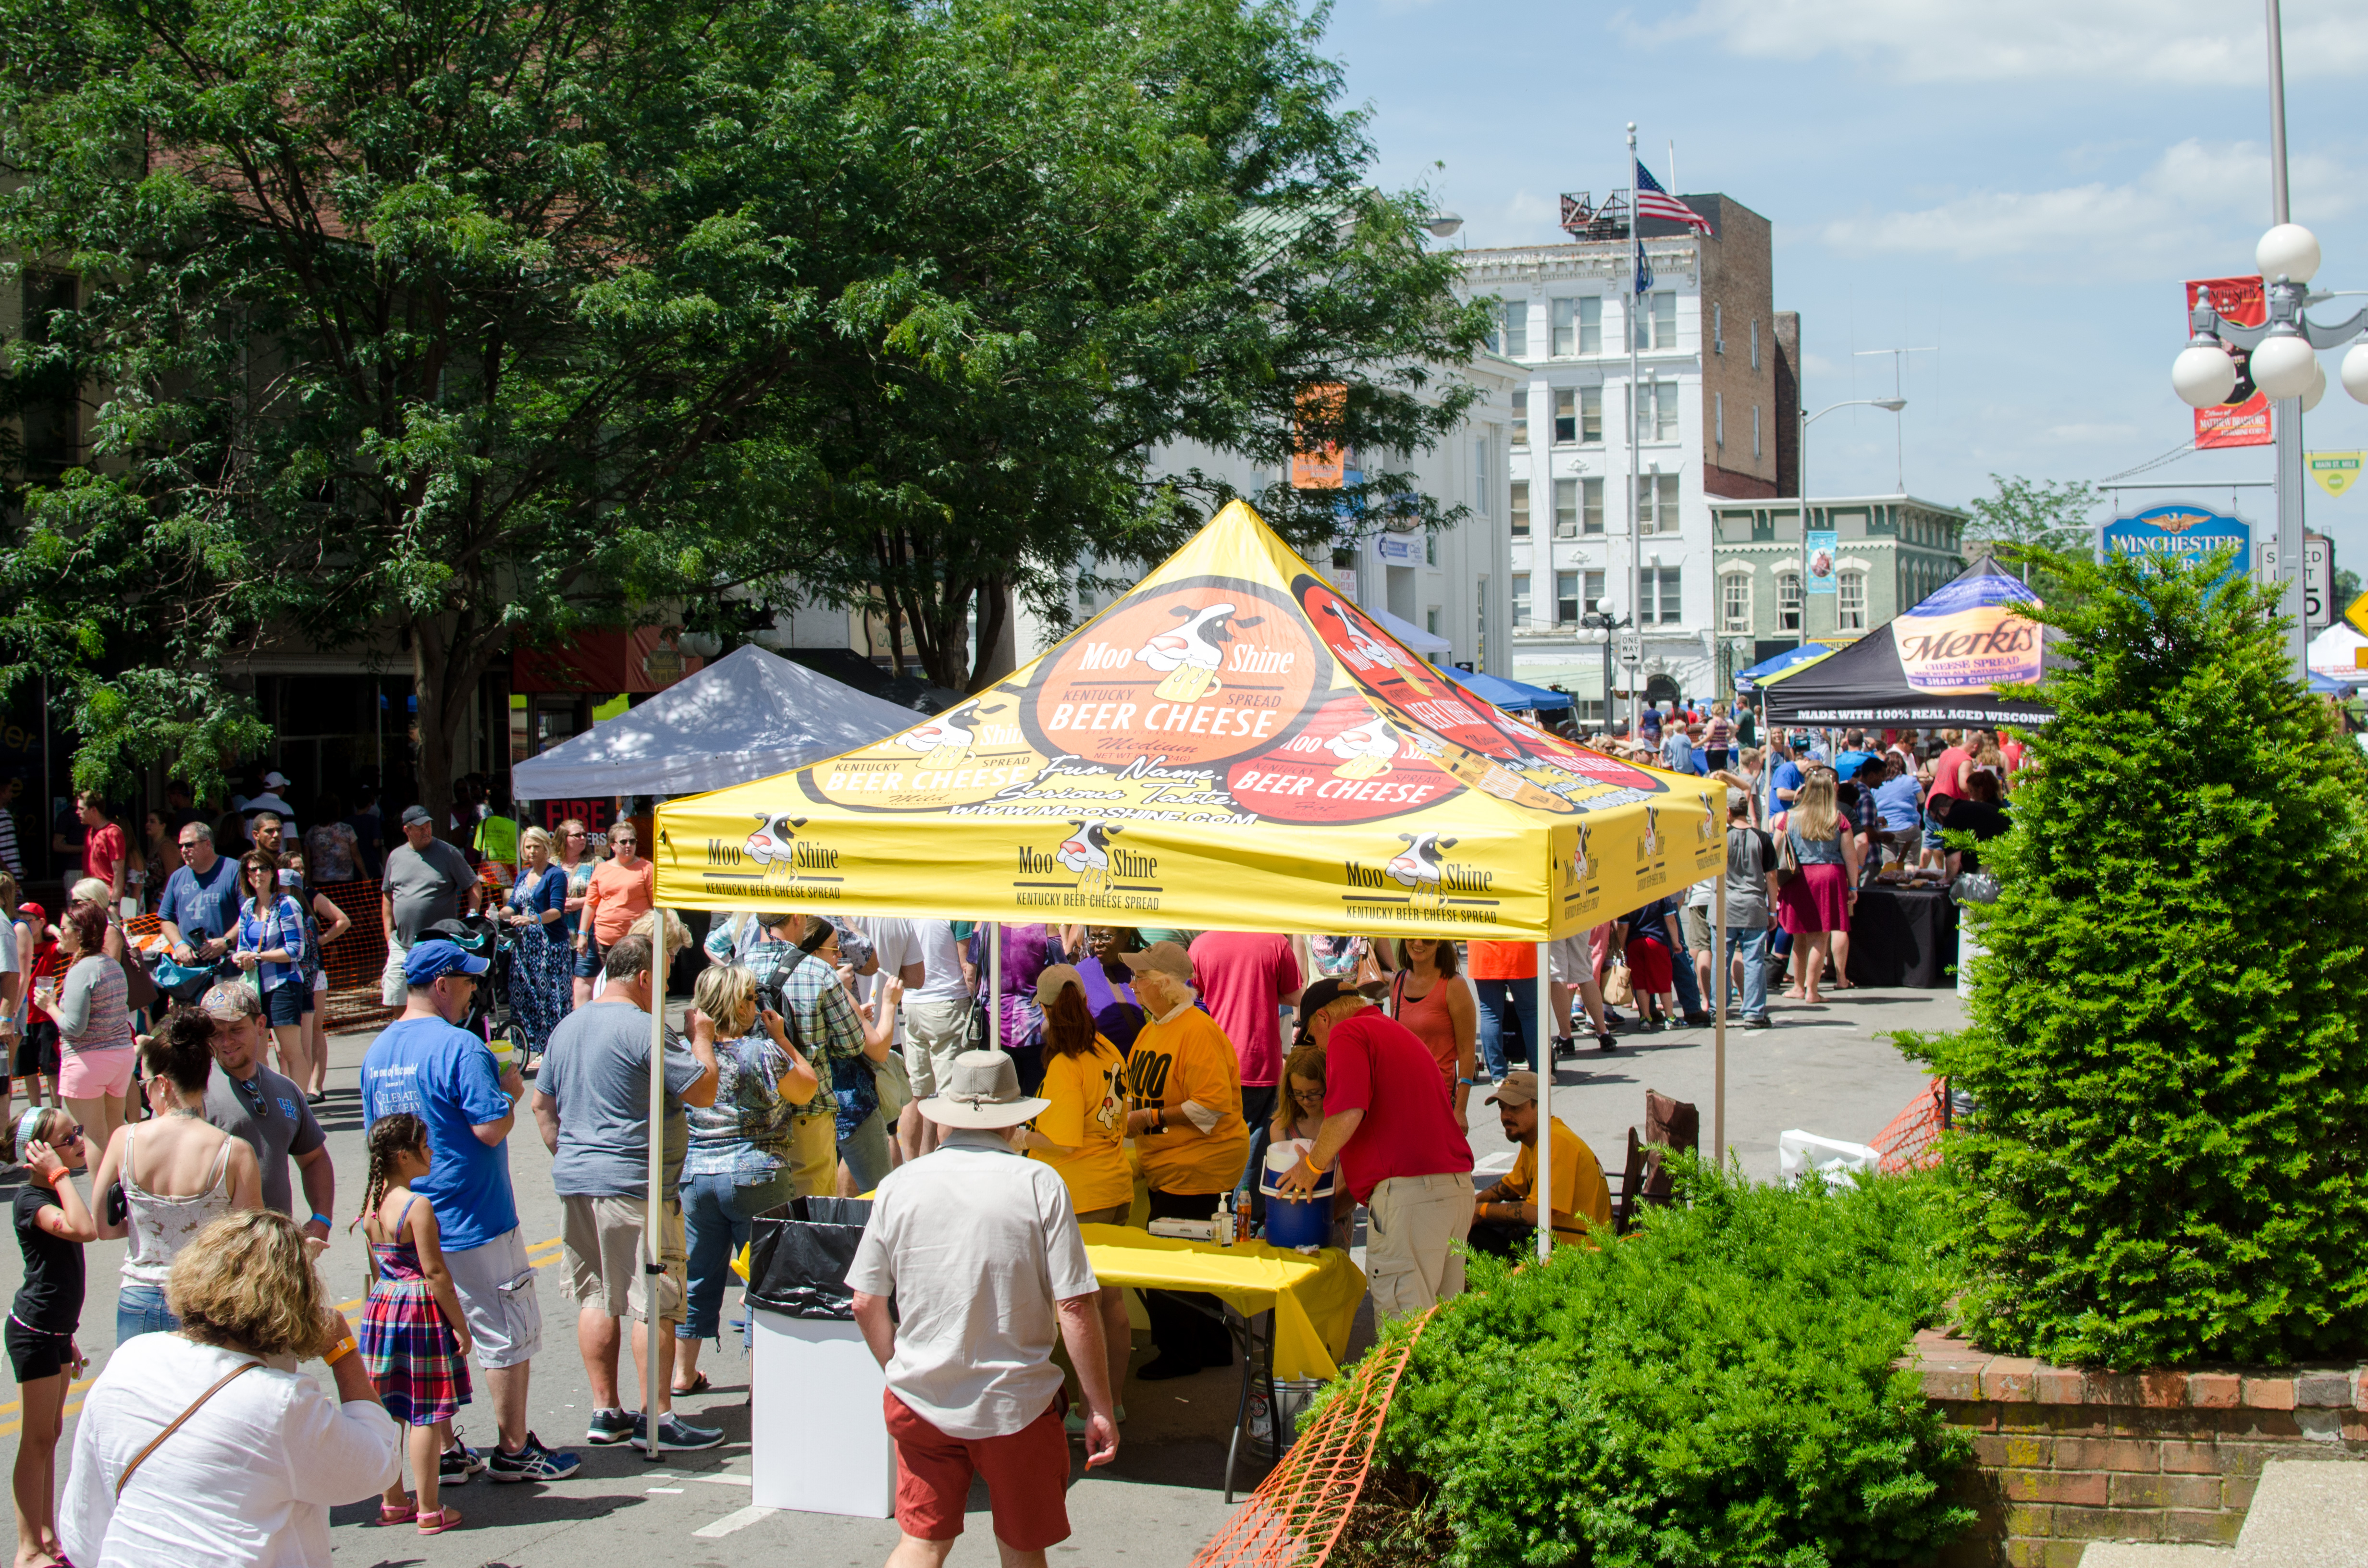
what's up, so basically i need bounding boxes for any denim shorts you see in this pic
[263,980,305,1027]
[572,939,603,980]
[117,1282,180,1343]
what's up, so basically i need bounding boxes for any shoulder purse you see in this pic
[1773,826,1802,892]
[115,1360,261,1499]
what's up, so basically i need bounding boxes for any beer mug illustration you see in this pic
[1327,715,1398,779]
[1155,662,1218,704]
[1138,602,1241,704]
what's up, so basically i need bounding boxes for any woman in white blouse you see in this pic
[62,1210,402,1566]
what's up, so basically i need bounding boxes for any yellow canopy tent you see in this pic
[631,504,1729,1446]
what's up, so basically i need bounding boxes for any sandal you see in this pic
[374,1499,418,1527]
[672,1372,711,1396]
[417,1506,463,1535]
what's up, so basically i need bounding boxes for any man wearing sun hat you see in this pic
[849,1050,1118,1568]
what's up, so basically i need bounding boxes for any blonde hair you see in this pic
[626,906,692,957]
[70,876,111,910]
[692,962,760,1039]
[1789,773,1842,841]
[0,869,17,917]
[555,819,587,857]
[168,1211,337,1358]
[519,825,555,860]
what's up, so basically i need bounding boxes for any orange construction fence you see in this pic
[312,879,399,1033]
[1871,1075,1951,1174]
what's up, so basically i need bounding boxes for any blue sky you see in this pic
[1325,0,2368,563]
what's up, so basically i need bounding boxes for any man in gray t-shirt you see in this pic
[1689,796,1777,1028]
[197,984,332,1236]
[530,930,719,1450]
[378,805,477,1005]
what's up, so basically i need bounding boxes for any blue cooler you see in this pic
[1258,1142,1337,1250]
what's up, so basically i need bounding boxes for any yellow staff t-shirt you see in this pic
[1505,1117,1613,1245]
[1031,1034,1133,1213]
[1124,1005,1249,1197]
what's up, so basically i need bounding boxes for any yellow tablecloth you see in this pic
[1079,1224,1366,1383]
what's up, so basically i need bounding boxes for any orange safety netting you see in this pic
[1872,1075,1950,1174]
[1192,1307,1436,1568]
[311,879,398,1032]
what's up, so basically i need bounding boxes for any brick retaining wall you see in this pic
[1905,1328,2368,1567]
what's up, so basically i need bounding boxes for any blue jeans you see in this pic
[1727,926,1772,1018]
[1668,932,1704,1017]
[1472,977,1538,1077]
[678,1168,798,1341]
[116,1283,179,1342]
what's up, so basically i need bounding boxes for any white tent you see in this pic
[1367,604,1452,655]
[511,644,919,801]
[2309,622,2368,681]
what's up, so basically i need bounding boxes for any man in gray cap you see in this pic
[378,804,476,1006]
[849,1050,1117,1568]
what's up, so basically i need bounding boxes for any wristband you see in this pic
[308,1213,332,1229]
[322,1338,355,1367]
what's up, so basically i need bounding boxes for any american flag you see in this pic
[1634,163,1714,235]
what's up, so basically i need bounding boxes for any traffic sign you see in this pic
[1616,631,1643,667]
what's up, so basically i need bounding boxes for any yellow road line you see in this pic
[0,1237,566,1437]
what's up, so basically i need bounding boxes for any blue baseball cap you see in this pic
[403,939,490,984]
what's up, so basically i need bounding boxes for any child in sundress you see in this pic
[356,1113,474,1536]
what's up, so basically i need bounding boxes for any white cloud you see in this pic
[1625,0,2368,83]
[2044,422,2141,443]
[1819,139,2361,275]
[1503,188,1561,231]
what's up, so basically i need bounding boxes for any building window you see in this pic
[1580,386,1603,443]
[1473,439,1489,517]
[1510,480,1529,537]
[1838,570,1866,630]
[1551,297,1577,357]
[1513,572,1532,625]
[1426,530,1439,566]
[1426,607,1442,636]
[1501,299,1528,358]
[1578,296,1602,354]
[1633,380,1677,442]
[1752,404,1762,460]
[1632,290,1677,351]
[1750,318,1761,369]
[1721,573,1752,632]
[1635,472,1681,534]
[1554,478,1579,539]
[1511,390,1528,448]
[1777,571,1802,631]
[1581,477,1604,535]
[1555,571,1580,625]
[1714,391,1724,449]
[1584,569,1606,615]
[1642,566,1682,625]
[1553,389,1576,444]
[1713,302,1724,354]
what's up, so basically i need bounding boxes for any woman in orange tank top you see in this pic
[1388,938,1476,1129]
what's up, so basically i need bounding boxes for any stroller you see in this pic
[423,914,529,1063]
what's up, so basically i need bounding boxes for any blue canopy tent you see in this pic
[1439,664,1573,712]
[2309,671,2356,698]
[1735,643,1836,691]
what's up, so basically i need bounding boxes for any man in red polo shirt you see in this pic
[1275,977,1474,1323]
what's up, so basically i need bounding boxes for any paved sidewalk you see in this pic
[0,982,1955,1567]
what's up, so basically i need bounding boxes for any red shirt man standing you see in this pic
[78,794,127,906]
[1187,930,1302,1135]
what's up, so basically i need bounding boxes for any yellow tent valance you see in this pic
[654,502,1720,938]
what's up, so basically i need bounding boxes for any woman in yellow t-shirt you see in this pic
[1016,964,1132,1420]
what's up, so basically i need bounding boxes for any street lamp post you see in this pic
[1579,611,1631,734]
[1794,397,1907,649]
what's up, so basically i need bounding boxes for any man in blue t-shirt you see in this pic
[158,820,247,975]
[361,939,580,1485]
[1832,728,1881,783]
[1764,738,1806,820]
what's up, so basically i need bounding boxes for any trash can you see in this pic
[746,1197,893,1519]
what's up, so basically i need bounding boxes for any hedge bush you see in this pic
[1906,548,2368,1367]
[1363,1167,1970,1568]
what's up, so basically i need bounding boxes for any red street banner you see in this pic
[2187,276,2270,450]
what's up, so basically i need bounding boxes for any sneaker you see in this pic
[585,1408,636,1446]
[1595,1032,1618,1053]
[489,1432,582,1482]
[1552,1036,1575,1059]
[438,1439,483,1485]
[630,1411,726,1452]
[1742,1014,1773,1030]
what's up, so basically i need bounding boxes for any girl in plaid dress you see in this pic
[356,1113,474,1535]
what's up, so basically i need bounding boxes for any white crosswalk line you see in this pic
[693,1504,773,1539]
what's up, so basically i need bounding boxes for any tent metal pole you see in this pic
[645,912,668,1461]
[989,922,1001,1050]
[1535,944,1551,1263]
[1714,844,1727,1166]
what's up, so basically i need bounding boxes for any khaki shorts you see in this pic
[561,1193,686,1324]
[1679,903,1714,954]
[379,938,411,1008]
[789,1112,839,1199]
[1545,935,1593,987]
[901,997,973,1098]
[1365,1172,1474,1325]
[873,1047,913,1125]
[443,1225,544,1370]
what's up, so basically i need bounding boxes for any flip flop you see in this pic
[374,1499,418,1527]
[671,1372,712,1396]
[417,1506,463,1535]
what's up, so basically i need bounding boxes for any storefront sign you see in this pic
[2101,502,2251,588]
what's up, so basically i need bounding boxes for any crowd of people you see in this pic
[0,712,2018,1565]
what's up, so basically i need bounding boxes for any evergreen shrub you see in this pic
[1363,1167,1969,1568]
[1909,548,2368,1366]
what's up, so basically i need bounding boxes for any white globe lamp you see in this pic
[2257,223,2321,285]
[2301,358,2328,413]
[2250,331,2319,401]
[2343,340,2368,404]
[2171,342,2238,409]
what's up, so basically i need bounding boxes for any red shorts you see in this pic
[1625,936,1673,996]
[884,1390,1071,1551]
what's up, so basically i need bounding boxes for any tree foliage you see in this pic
[0,0,1485,801]
[1906,547,2368,1366]
[1962,474,2097,604]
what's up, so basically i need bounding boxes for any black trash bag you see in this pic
[744,1196,874,1320]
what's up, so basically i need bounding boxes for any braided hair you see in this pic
[354,1113,429,1235]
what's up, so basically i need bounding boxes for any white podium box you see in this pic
[750,1308,895,1517]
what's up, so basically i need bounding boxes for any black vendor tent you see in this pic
[1760,559,2053,727]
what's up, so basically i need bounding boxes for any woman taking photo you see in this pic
[675,963,816,1396]
[556,819,598,1008]
[231,851,312,1088]
[1387,938,1475,1129]
[88,1016,263,1339]
[61,1210,403,1567]
[52,905,136,1145]
[1772,772,1861,1005]
[1014,964,1129,1426]
[501,826,572,1073]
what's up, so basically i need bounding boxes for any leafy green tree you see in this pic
[1963,474,2097,602]
[1908,546,2368,1366]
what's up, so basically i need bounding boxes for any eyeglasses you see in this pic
[178,840,202,851]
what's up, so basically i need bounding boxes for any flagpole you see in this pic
[1627,121,1644,741]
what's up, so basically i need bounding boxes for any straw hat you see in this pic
[916,1050,1051,1129]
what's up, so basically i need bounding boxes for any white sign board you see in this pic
[1616,630,1644,668]
[1374,534,1419,565]
[2306,533,2335,635]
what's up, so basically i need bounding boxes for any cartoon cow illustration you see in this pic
[1320,603,1435,694]
[904,712,973,772]
[1697,791,1719,843]
[1638,806,1661,860]
[1056,820,1122,892]
[1326,714,1400,779]
[1136,603,1261,703]
[1387,832,1458,909]
[1565,822,1592,888]
[746,813,808,875]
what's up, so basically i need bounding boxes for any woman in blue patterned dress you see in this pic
[500,828,571,1070]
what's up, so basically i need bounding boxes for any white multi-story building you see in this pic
[1458,192,1789,718]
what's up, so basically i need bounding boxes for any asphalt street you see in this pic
[0,981,1956,1567]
